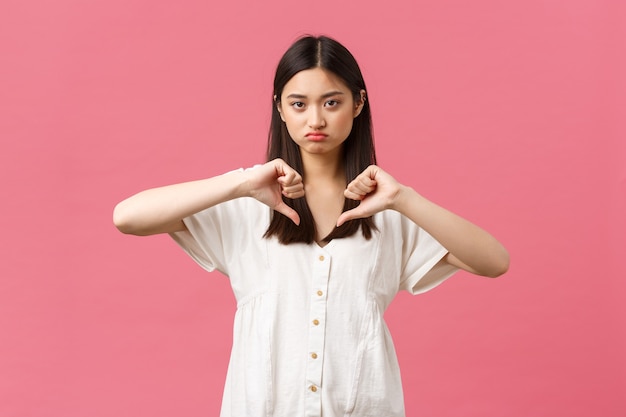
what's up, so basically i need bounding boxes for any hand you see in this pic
[244,159,304,225]
[336,165,402,227]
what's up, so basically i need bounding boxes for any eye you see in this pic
[325,99,339,107]
[290,102,305,109]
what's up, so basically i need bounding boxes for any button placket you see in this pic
[304,251,330,417]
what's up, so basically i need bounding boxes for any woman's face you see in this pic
[278,67,365,161]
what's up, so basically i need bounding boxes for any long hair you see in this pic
[264,35,377,244]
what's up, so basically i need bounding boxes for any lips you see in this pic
[305,132,328,141]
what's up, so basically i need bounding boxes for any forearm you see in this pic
[392,186,510,277]
[113,170,249,236]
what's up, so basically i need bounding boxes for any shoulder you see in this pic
[375,209,411,232]
[375,209,438,249]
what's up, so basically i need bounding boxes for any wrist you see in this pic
[390,185,424,214]
[226,169,253,199]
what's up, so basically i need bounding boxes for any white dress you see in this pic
[170,192,457,417]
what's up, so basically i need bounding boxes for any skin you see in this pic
[113,67,509,277]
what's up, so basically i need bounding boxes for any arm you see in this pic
[336,165,509,278]
[113,159,304,236]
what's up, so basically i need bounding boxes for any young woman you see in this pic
[114,35,509,417]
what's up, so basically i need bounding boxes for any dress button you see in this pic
[318,255,325,261]
[311,353,318,359]
[317,290,323,296]
[310,385,318,392]
[312,319,320,326]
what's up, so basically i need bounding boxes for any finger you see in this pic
[345,172,377,196]
[281,183,304,197]
[277,172,302,187]
[281,182,304,192]
[282,188,305,199]
[336,207,366,227]
[349,178,376,196]
[274,159,301,184]
[356,174,377,188]
[275,201,301,225]
[279,169,296,184]
[344,188,365,201]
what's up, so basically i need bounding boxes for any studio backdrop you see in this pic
[1,0,624,416]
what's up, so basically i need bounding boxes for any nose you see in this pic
[307,107,325,129]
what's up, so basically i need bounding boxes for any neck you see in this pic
[300,151,345,185]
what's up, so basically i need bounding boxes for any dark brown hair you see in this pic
[264,35,377,244]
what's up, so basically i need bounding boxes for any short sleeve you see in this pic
[168,167,271,276]
[169,200,236,275]
[398,215,459,295]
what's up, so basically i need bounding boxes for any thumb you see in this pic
[275,201,301,226]
[336,206,366,227]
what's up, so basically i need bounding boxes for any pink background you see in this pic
[1,0,624,416]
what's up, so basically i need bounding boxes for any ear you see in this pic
[274,94,286,122]
[354,89,366,118]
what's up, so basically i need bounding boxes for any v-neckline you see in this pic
[314,239,336,251]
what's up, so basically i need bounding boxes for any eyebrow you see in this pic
[285,91,345,99]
